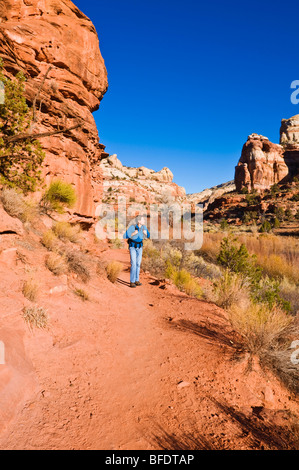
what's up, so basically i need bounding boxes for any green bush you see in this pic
[245,191,259,206]
[274,206,284,222]
[220,219,229,230]
[217,234,257,278]
[259,220,272,233]
[270,184,280,196]
[216,234,289,311]
[42,180,77,213]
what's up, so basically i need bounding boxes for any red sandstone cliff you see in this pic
[235,134,288,192]
[235,117,299,192]
[0,0,108,218]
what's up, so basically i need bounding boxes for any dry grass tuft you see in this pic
[0,187,38,223]
[22,279,39,302]
[22,306,49,330]
[74,288,89,301]
[64,249,91,283]
[52,221,81,243]
[106,261,123,283]
[228,302,293,355]
[41,230,59,251]
[206,269,249,310]
[45,252,67,276]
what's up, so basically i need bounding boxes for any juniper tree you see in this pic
[0,60,45,192]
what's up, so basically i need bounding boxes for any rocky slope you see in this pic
[100,154,186,206]
[204,180,299,229]
[0,0,108,218]
[185,181,235,210]
[235,116,299,192]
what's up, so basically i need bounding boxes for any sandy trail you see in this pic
[0,247,298,450]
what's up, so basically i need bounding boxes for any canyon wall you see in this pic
[101,155,186,206]
[0,0,108,218]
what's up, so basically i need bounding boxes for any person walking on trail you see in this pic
[123,216,150,288]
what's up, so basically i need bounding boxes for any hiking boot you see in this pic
[135,282,142,286]
[130,282,137,288]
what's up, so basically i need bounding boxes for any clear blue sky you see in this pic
[75,0,299,194]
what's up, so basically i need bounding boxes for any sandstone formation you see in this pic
[235,116,299,193]
[280,115,299,180]
[185,181,236,210]
[0,0,108,218]
[235,134,288,192]
[280,114,299,145]
[100,155,186,206]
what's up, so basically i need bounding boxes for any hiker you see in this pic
[123,216,150,288]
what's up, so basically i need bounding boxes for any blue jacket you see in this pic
[123,224,150,245]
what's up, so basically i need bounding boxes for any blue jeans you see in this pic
[129,246,143,283]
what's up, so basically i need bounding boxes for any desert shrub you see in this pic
[245,191,259,206]
[165,263,202,299]
[209,269,249,309]
[270,184,280,196]
[217,234,259,279]
[52,221,81,243]
[275,206,285,221]
[0,187,38,222]
[110,238,123,249]
[106,261,123,283]
[182,252,222,280]
[220,219,229,230]
[0,61,45,192]
[258,253,299,284]
[251,275,291,313]
[42,180,77,213]
[143,239,160,259]
[74,288,89,301]
[259,220,272,233]
[22,306,49,330]
[22,279,39,302]
[142,255,167,278]
[279,278,299,315]
[285,209,294,221]
[216,235,290,311]
[173,269,202,298]
[162,244,182,269]
[64,249,91,283]
[228,302,293,355]
[41,230,59,251]
[272,217,281,229]
[45,252,67,276]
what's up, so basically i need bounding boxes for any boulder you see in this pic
[0,206,23,235]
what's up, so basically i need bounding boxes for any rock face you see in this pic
[185,181,236,210]
[235,134,288,192]
[0,0,108,217]
[100,155,186,205]
[280,115,299,180]
[235,116,299,192]
[280,114,299,145]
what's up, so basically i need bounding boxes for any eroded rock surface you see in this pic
[0,0,108,217]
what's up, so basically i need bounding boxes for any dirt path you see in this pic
[0,248,298,450]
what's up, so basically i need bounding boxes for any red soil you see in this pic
[0,239,298,450]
